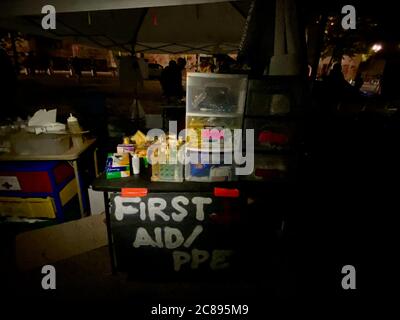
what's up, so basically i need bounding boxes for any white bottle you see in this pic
[132,154,140,175]
[67,113,83,148]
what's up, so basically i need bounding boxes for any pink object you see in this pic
[202,129,224,140]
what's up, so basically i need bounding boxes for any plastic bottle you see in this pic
[132,154,140,175]
[67,113,83,148]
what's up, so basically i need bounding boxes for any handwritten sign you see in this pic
[110,192,243,278]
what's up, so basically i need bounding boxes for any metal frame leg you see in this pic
[94,147,99,177]
[104,192,116,274]
[71,160,85,218]
[48,165,65,222]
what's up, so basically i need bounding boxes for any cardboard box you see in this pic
[16,214,107,271]
[106,153,131,179]
[116,144,134,153]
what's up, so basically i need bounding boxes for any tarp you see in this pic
[136,3,246,53]
[0,1,249,54]
[0,0,238,16]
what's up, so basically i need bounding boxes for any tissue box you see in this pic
[106,153,131,179]
[117,144,134,153]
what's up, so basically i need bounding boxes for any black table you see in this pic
[92,172,242,274]
[92,171,290,276]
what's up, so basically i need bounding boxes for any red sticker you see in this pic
[121,188,148,197]
[214,187,240,198]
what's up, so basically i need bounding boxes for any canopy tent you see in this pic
[136,3,246,54]
[0,0,251,54]
[0,0,242,16]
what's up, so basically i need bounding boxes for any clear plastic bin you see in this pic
[186,115,242,149]
[151,163,184,182]
[149,140,184,182]
[184,148,236,182]
[186,73,248,115]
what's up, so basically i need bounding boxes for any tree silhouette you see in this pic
[321,15,379,69]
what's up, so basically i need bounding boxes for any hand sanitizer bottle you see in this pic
[67,113,83,148]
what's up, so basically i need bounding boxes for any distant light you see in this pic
[372,44,382,52]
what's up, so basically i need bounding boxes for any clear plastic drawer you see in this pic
[184,148,237,182]
[186,73,248,115]
[186,115,242,149]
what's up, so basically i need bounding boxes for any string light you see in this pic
[372,44,382,52]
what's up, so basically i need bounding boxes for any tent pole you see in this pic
[130,8,148,55]
[310,14,327,81]
[10,32,20,73]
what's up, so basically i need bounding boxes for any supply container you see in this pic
[11,131,71,155]
[67,113,84,148]
[184,147,236,182]
[186,73,248,115]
